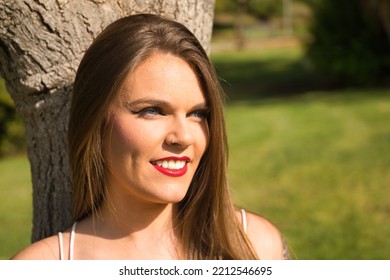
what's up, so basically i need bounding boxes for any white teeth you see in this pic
[175,161,184,169]
[155,160,186,170]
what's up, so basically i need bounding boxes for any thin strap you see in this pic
[69,222,77,260]
[58,232,64,260]
[241,209,247,234]
[281,236,291,260]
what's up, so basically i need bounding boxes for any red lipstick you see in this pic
[151,156,190,177]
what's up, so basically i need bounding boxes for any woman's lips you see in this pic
[151,157,190,177]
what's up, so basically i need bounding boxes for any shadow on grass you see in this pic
[211,50,351,104]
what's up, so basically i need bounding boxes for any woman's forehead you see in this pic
[116,53,206,104]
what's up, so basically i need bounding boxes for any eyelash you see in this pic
[190,109,209,120]
[132,107,209,120]
[133,107,164,117]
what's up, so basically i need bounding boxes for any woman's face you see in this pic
[104,53,209,206]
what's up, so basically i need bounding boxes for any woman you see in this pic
[13,14,288,260]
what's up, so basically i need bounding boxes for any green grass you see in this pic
[0,46,389,260]
[0,155,32,259]
[225,91,390,259]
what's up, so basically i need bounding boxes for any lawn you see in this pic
[0,155,32,259]
[0,45,389,260]
[225,90,390,259]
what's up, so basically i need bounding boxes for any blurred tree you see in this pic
[244,0,294,35]
[362,0,390,43]
[235,0,248,49]
[246,0,282,22]
[282,0,293,35]
[306,0,390,86]
[0,0,215,242]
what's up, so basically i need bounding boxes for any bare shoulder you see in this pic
[237,210,288,259]
[11,235,60,260]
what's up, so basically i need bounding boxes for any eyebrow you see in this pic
[124,98,169,108]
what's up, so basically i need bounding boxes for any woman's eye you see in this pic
[133,107,164,117]
[189,110,209,120]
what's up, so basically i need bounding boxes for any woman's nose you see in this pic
[165,117,194,147]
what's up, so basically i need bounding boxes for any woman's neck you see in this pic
[97,199,178,238]
[76,197,182,259]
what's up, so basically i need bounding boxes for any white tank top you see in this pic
[58,222,77,260]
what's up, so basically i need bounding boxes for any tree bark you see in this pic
[363,0,390,44]
[0,0,215,242]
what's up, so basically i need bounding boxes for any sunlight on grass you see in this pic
[226,90,390,259]
[0,155,32,259]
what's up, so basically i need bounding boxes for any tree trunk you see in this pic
[363,0,390,44]
[0,0,215,242]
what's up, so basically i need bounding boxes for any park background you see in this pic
[0,0,389,259]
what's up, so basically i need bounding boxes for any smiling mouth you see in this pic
[154,159,186,170]
[150,157,189,177]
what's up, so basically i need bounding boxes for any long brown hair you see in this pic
[68,13,258,259]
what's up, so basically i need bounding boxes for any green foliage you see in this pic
[295,0,321,7]
[0,79,26,156]
[306,0,390,86]
[215,0,237,13]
